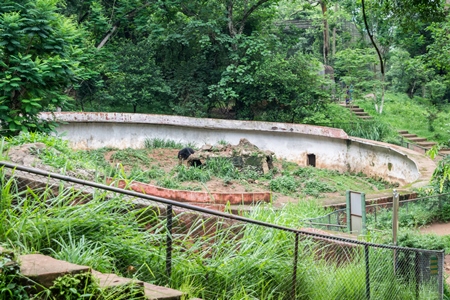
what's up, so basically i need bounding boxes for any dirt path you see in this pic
[419,223,450,284]
[419,223,450,236]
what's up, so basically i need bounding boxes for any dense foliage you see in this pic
[1,0,450,135]
[0,0,91,136]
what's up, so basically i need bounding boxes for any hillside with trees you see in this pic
[2,0,450,146]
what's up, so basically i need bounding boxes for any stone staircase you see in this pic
[397,130,450,158]
[398,130,437,150]
[340,103,372,120]
[1,246,185,300]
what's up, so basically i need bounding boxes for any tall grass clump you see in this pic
[338,120,398,143]
[0,167,441,299]
[144,138,195,149]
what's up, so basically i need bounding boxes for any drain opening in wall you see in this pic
[307,154,316,167]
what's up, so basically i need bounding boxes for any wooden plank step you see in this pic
[397,130,409,134]
[359,116,373,119]
[93,271,183,300]
[354,112,369,116]
[18,253,184,300]
[351,108,365,112]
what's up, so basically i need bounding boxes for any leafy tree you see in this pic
[334,48,379,96]
[245,52,331,122]
[100,40,172,113]
[339,0,445,113]
[386,49,432,98]
[0,0,89,135]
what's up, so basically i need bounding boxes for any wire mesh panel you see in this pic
[301,208,347,232]
[366,193,450,231]
[0,162,445,299]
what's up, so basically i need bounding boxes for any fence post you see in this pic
[365,244,370,300]
[414,252,420,300]
[393,190,399,274]
[346,191,351,233]
[439,250,444,300]
[291,232,299,298]
[362,193,366,234]
[166,204,173,283]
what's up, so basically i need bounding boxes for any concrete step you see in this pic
[92,270,144,289]
[143,282,183,300]
[20,254,90,289]
[439,149,450,155]
[408,137,427,142]
[17,253,183,299]
[401,134,418,138]
[417,141,437,148]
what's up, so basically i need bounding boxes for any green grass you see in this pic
[0,176,441,299]
[355,92,450,146]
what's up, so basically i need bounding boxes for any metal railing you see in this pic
[301,208,348,232]
[0,161,445,299]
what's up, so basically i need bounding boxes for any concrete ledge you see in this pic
[109,179,272,205]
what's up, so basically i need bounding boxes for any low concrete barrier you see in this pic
[40,112,435,187]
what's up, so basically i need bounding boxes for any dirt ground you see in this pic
[419,223,450,236]
[104,147,346,207]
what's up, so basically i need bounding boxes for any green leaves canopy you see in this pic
[0,0,88,135]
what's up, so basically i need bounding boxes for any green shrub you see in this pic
[292,166,315,178]
[204,158,240,179]
[269,176,299,194]
[176,165,211,182]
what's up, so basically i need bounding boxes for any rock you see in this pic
[200,144,213,151]
[8,143,47,167]
[187,139,274,174]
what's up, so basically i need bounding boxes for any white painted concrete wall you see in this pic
[40,112,428,186]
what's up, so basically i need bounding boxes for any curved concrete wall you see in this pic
[40,112,434,186]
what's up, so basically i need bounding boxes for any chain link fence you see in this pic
[366,193,450,231]
[0,161,445,299]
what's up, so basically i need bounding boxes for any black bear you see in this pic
[178,147,195,164]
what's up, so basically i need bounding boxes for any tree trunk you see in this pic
[362,0,385,114]
[321,1,329,65]
[379,73,385,114]
[332,3,337,58]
